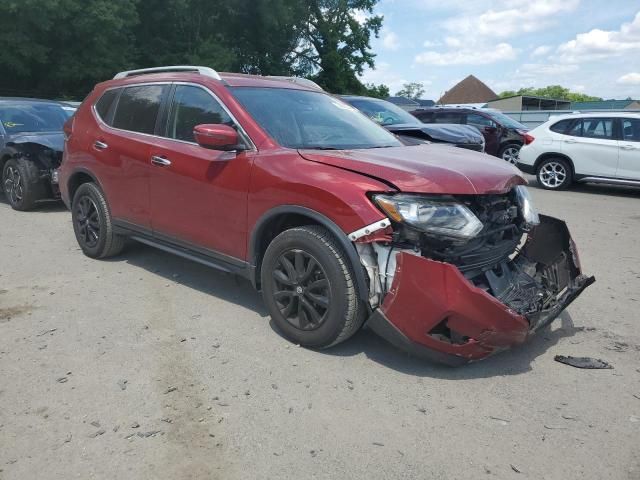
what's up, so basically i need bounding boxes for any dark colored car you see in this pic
[59,66,593,364]
[0,98,67,210]
[341,95,485,152]
[411,107,530,163]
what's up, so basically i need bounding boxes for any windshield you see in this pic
[485,110,528,130]
[230,87,402,150]
[346,97,419,126]
[0,103,68,134]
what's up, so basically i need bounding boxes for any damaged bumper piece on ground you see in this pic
[363,215,595,365]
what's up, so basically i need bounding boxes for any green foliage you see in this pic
[395,82,425,100]
[363,83,390,99]
[498,85,602,102]
[0,0,389,99]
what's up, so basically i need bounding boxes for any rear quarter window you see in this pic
[112,85,166,135]
[549,119,573,134]
[94,89,119,125]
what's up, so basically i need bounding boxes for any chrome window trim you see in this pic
[91,81,257,151]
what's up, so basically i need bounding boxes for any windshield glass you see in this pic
[0,103,68,134]
[485,110,528,130]
[230,87,402,150]
[346,97,419,126]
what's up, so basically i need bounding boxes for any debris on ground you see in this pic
[88,429,105,438]
[164,386,178,394]
[511,464,522,473]
[554,355,613,369]
[117,379,128,391]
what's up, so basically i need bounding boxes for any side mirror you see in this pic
[194,124,242,151]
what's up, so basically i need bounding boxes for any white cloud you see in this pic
[352,9,368,24]
[422,40,440,47]
[532,45,551,57]
[617,72,640,85]
[519,63,579,75]
[382,31,400,50]
[359,62,407,94]
[415,43,517,66]
[557,11,640,62]
[445,0,580,39]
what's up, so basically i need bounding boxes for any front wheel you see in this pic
[71,182,125,258]
[261,226,365,349]
[2,157,45,211]
[536,158,573,190]
[499,144,521,164]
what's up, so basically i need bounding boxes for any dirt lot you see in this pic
[1,178,639,480]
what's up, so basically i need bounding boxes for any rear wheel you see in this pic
[71,182,124,258]
[2,157,45,211]
[536,158,572,190]
[261,226,365,349]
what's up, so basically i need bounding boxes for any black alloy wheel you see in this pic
[3,163,23,206]
[272,249,331,331]
[74,195,101,248]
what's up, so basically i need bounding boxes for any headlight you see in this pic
[515,185,540,226]
[374,194,483,240]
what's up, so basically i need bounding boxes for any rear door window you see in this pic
[433,112,464,124]
[466,113,495,128]
[413,111,434,122]
[622,118,640,142]
[166,85,233,142]
[579,118,614,140]
[112,85,167,135]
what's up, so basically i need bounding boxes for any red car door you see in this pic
[90,84,170,229]
[148,84,253,261]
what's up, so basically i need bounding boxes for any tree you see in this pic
[296,0,384,94]
[0,0,139,98]
[498,85,601,102]
[395,82,425,100]
[363,83,390,99]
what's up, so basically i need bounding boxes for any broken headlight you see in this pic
[374,194,483,240]
[515,185,540,227]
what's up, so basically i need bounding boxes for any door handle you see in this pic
[94,140,108,150]
[620,144,635,150]
[151,155,171,167]
[564,139,577,144]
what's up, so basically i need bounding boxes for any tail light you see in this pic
[63,116,74,141]
[523,133,535,145]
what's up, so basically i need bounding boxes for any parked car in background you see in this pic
[0,98,67,210]
[341,95,485,152]
[411,107,530,163]
[518,112,640,190]
[59,66,593,364]
[58,102,78,118]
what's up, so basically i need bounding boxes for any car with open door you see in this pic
[411,107,530,163]
[58,66,593,364]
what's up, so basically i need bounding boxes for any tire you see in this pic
[499,144,521,165]
[536,158,573,190]
[71,182,125,258]
[2,157,45,211]
[261,225,365,349]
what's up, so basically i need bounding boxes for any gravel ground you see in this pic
[1,178,639,480]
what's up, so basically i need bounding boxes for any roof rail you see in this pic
[113,66,222,81]
[265,76,324,91]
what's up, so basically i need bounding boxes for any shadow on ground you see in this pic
[526,175,640,199]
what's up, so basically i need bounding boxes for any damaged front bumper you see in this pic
[364,215,595,365]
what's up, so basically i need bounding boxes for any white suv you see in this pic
[518,112,640,190]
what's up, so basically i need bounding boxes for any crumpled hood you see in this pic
[299,144,525,194]
[386,123,483,145]
[6,132,64,152]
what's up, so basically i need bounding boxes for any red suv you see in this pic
[59,66,594,364]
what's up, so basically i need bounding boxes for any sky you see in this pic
[357,0,640,100]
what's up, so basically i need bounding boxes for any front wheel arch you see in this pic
[249,206,370,307]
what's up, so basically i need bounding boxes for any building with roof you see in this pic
[571,99,640,110]
[437,75,496,105]
[386,96,420,111]
[486,95,571,111]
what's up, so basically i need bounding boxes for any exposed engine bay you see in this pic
[357,188,595,354]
